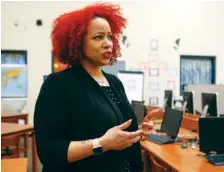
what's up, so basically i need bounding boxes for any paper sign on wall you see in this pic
[167,68,177,77]
[167,80,176,90]
[149,68,159,76]
[149,97,159,105]
[150,39,158,50]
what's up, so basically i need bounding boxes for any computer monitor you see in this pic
[201,93,219,117]
[132,102,145,125]
[160,108,183,139]
[164,90,173,109]
[131,100,144,110]
[183,91,195,114]
[199,117,224,154]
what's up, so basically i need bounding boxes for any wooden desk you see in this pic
[1,112,29,124]
[145,106,199,132]
[1,123,38,172]
[1,112,29,156]
[1,158,28,172]
[141,128,224,172]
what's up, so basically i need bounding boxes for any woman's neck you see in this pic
[80,60,103,78]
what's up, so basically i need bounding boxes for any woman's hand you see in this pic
[99,119,143,151]
[143,108,160,123]
[139,122,154,141]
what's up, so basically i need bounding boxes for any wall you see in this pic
[2,1,224,123]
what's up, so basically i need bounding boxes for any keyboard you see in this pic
[206,154,224,166]
[148,134,174,144]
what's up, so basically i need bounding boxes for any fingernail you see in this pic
[129,119,132,122]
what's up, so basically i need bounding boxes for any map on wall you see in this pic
[1,99,27,113]
[1,66,28,97]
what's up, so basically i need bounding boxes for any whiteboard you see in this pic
[117,71,144,103]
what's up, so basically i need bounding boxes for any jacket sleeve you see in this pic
[34,73,71,166]
[113,75,143,172]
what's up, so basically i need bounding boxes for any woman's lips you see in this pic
[102,52,112,59]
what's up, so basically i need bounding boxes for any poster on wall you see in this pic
[1,66,28,97]
[1,50,27,65]
[167,80,176,90]
[117,71,144,103]
[149,68,159,76]
[149,97,159,106]
[149,53,158,62]
[167,68,177,77]
[1,50,28,98]
[150,39,158,50]
[1,98,27,113]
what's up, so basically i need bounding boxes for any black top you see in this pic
[101,86,132,172]
[34,65,143,172]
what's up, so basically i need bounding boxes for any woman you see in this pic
[34,2,151,172]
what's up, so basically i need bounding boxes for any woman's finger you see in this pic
[140,136,147,141]
[141,122,153,130]
[141,130,151,137]
[128,136,141,144]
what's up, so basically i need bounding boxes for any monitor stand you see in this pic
[182,101,188,114]
[163,98,168,112]
[173,137,181,142]
[201,105,209,118]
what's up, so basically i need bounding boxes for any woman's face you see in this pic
[82,17,113,66]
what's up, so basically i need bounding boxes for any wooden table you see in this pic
[1,158,28,172]
[1,123,38,172]
[141,128,224,172]
[1,112,29,124]
[1,112,29,156]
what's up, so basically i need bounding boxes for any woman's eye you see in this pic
[94,35,103,40]
[108,35,113,41]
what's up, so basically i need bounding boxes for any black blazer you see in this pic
[34,65,143,172]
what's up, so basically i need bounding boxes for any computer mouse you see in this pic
[181,142,188,149]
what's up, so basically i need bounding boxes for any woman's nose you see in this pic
[102,38,113,48]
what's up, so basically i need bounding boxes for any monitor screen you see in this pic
[201,93,219,117]
[183,91,195,114]
[132,103,145,125]
[199,117,224,154]
[131,100,144,110]
[164,90,173,109]
[160,108,183,138]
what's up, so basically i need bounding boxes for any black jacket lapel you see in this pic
[74,65,124,125]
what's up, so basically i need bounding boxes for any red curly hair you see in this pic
[51,2,127,66]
